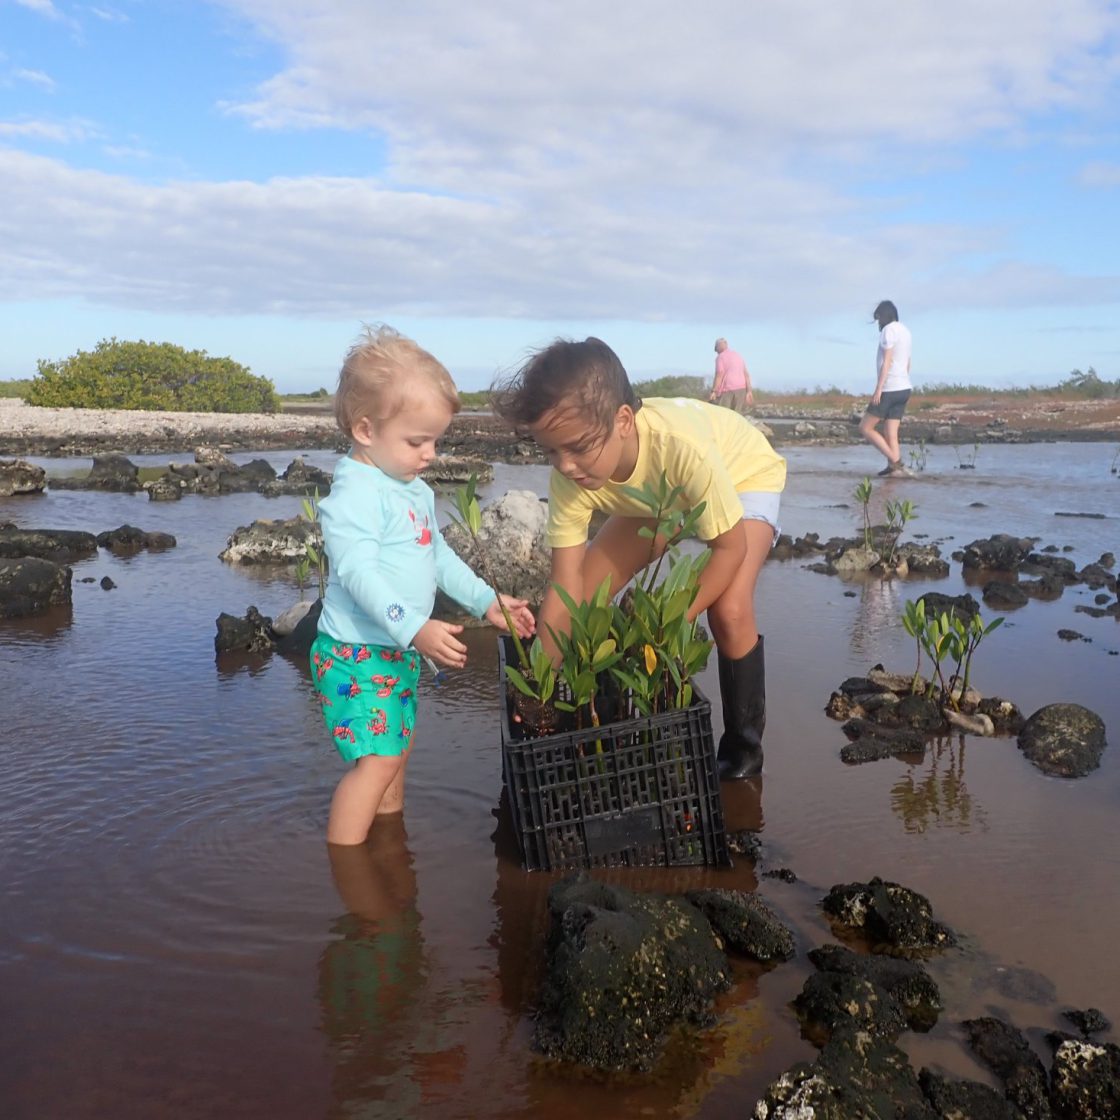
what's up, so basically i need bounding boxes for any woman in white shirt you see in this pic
[859,300,913,476]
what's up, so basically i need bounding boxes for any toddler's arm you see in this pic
[484,594,536,638]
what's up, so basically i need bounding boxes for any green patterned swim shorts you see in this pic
[310,635,421,761]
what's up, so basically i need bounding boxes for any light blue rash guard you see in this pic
[317,455,496,648]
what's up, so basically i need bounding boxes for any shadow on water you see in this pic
[1,442,1119,1117]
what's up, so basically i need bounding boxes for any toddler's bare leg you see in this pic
[377,747,411,814]
[327,754,406,845]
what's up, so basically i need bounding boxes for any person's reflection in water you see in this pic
[849,575,905,662]
[319,816,428,1116]
[721,774,765,836]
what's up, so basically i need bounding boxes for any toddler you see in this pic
[313,326,534,844]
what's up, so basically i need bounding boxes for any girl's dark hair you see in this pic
[873,300,899,328]
[490,336,641,440]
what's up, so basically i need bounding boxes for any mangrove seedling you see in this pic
[881,497,916,569]
[300,487,328,600]
[854,476,874,551]
[547,576,622,730]
[908,438,928,473]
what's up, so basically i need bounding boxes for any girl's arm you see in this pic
[872,349,893,403]
[537,543,586,659]
[688,523,748,620]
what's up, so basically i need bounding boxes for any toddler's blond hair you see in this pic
[334,324,460,438]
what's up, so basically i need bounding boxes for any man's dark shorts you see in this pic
[866,388,911,421]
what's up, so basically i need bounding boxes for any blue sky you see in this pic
[2,0,1118,395]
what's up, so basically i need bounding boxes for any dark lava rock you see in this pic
[961,533,1035,571]
[50,454,142,492]
[96,524,177,552]
[1021,553,1080,582]
[532,877,730,1072]
[1079,563,1117,591]
[976,696,1025,735]
[808,944,943,1032]
[1017,703,1107,779]
[764,868,798,883]
[1021,571,1068,600]
[918,590,981,622]
[0,556,72,618]
[918,1068,1019,1119]
[217,458,277,493]
[964,1016,1052,1120]
[99,576,115,590]
[0,526,98,560]
[1101,552,1116,570]
[1057,629,1086,642]
[753,1026,937,1119]
[1049,1037,1120,1119]
[684,888,795,962]
[822,877,956,955]
[214,606,275,654]
[896,543,950,577]
[794,970,908,1042]
[983,579,1029,609]
[1064,1008,1113,1036]
[840,720,929,764]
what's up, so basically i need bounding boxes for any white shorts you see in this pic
[739,491,782,547]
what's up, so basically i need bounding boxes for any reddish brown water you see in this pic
[2,444,1118,1118]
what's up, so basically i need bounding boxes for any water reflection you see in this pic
[848,575,907,661]
[320,818,430,1117]
[889,736,987,835]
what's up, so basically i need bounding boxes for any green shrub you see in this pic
[0,379,32,399]
[632,374,708,399]
[27,338,279,413]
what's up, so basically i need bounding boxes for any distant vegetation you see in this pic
[0,379,32,399]
[27,339,279,413]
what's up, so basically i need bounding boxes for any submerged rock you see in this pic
[684,888,795,962]
[963,1016,1052,1119]
[533,877,730,1072]
[822,877,956,955]
[96,524,177,552]
[0,556,72,618]
[1017,702,1107,778]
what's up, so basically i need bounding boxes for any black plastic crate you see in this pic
[498,637,730,871]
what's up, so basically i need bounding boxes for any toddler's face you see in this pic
[352,386,453,482]
[530,404,631,490]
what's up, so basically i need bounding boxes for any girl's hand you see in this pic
[486,594,536,638]
[412,619,468,668]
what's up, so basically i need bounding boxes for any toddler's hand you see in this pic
[486,594,536,639]
[412,619,468,668]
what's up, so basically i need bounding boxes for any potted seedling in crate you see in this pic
[494,471,729,872]
[448,474,559,735]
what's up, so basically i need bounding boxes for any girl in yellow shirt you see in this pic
[492,337,786,779]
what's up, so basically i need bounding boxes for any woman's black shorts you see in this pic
[866,388,911,421]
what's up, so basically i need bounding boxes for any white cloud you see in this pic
[14,0,62,16]
[12,68,56,91]
[3,1,1119,325]
[0,118,94,141]
[1079,160,1120,187]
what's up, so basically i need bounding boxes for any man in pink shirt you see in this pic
[709,338,753,413]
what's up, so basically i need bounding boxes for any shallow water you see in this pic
[1,441,1118,1118]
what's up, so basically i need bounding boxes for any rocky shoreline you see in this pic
[1,398,1116,460]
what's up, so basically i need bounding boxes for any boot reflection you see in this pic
[721,774,765,834]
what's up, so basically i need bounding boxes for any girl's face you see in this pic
[530,404,635,489]
[350,386,454,482]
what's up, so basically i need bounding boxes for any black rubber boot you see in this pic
[716,636,766,780]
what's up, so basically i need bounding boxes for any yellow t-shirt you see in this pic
[547,397,787,548]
